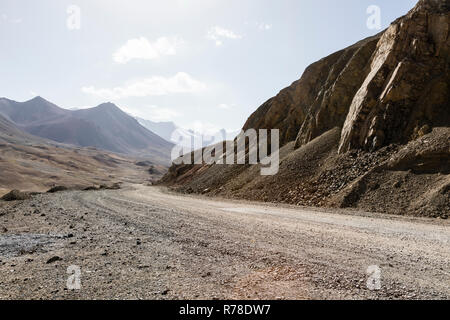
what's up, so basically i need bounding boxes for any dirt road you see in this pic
[0,185,449,299]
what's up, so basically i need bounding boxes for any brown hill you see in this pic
[160,0,450,218]
[0,97,173,165]
[0,114,163,197]
[73,103,171,159]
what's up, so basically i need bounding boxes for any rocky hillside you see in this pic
[0,114,163,196]
[160,0,450,218]
[73,103,172,161]
[244,0,449,153]
[0,97,173,165]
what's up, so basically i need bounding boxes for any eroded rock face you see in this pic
[339,0,450,153]
[295,36,380,148]
[243,49,342,147]
[242,36,381,148]
[244,0,449,153]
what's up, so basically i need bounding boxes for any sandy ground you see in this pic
[0,185,449,300]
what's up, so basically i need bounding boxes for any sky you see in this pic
[0,0,417,134]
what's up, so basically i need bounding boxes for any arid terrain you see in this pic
[161,0,450,218]
[0,101,167,196]
[162,127,449,218]
[0,0,448,302]
[0,142,164,197]
[0,185,449,300]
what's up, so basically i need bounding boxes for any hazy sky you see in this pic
[0,0,417,133]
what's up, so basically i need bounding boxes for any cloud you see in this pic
[257,23,272,30]
[184,120,223,136]
[147,106,182,121]
[1,14,22,24]
[123,105,182,122]
[66,106,93,111]
[245,21,272,31]
[82,72,206,100]
[218,103,230,109]
[181,121,239,142]
[113,36,183,63]
[207,26,242,46]
[218,103,235,110]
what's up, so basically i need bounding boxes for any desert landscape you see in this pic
[0,0,449,302]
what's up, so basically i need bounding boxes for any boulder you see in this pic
[1,190,31,201]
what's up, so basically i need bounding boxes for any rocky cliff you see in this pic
[339,0,449,153]
[160,0,450,218]
[244,0,449,152]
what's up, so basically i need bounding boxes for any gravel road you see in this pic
[0,185,449,299]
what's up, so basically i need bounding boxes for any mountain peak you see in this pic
[95,102,122,112]
[26,96,58,106]
[29,96,47,102]
[414,0,449,13]
[98,102,115,107]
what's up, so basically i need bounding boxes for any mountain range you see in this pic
[136,117,240,148]
[0,110,165,195]
[0,97,173,164]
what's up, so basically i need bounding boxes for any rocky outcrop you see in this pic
[386,127,450,173]
[160,0,450,217]
[1,190,31,201]
[339,0,450,153]
[244,0,449,153]
[295,36,380,148]
[242,35,381,148]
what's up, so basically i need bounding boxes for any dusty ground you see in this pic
[0,142,166,196]
[0,185,448,300]
[162,127,450,218]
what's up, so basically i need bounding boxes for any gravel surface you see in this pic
[0,185,449,300]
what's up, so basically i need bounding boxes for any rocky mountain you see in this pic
[160,0,450,218]
[0,113,161,196]
[137,116,240,148]
[0,113,41,144]
[244,0,449,153]
[0,97,173,164]
[73,103,172,159]
[0,96,67,125]
[136,118,177,143]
